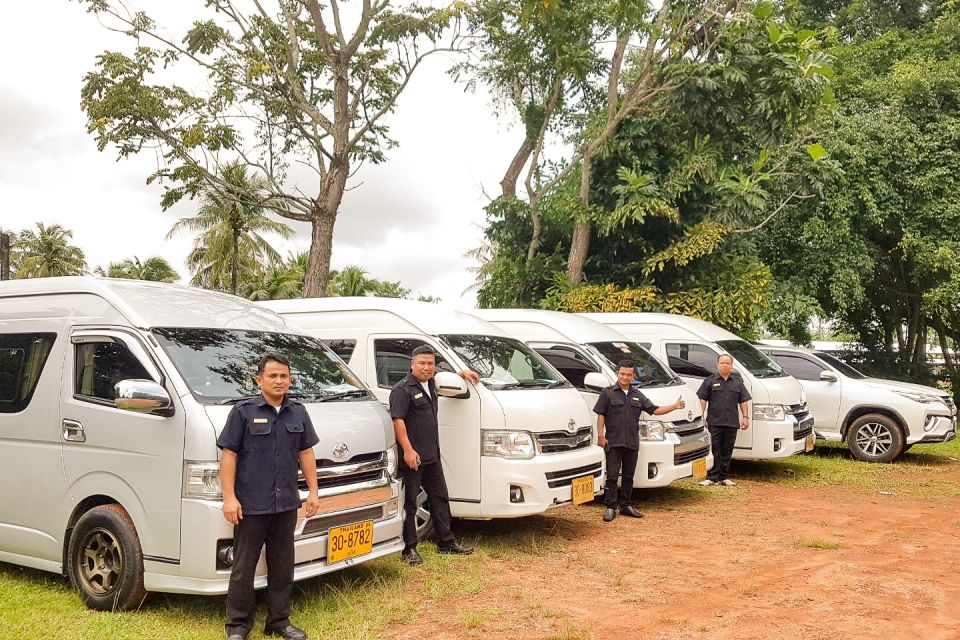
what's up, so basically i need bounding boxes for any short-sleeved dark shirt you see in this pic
[593,385,660,450]
[697,373,752,428]
[217,394,320,515]
[389,373,440,466]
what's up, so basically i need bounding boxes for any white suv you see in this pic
[757,345,956,462]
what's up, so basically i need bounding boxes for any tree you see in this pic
[13,223,87,278]
[80,0,465,297]
[327,264,411,298]
[97,256,180,282]
[168,161,293,294]
[239,262,302,300]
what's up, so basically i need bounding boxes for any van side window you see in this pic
[534,346,599,390]
[771,354,825,381]
[373,339,453,388]
[74,340,152,402]
[322,339,357,362]
[0,333,57,414]
[665,343,715,378]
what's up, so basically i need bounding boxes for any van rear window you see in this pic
[0,333,56,413]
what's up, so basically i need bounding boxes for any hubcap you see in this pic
[77,528,123,596]
[415,487,432,536]
[855,422,893,457]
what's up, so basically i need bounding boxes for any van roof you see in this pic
[0,276,296,332]
[261,297,510,337]
[580,312,740,341]
[474,308,634,344]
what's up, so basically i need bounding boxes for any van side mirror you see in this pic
[583,371,608,392]
[115,379,175,416]
[819,370,838,383]
[434,371,469,399]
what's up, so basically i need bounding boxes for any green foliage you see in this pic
[97,256,179,282]
[12,223,87,278]
[641,221,728,276]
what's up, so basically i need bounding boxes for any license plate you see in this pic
[805,434,815,452]
[571,474,594,505]
[327,520,374,564]
[692,457,707,479]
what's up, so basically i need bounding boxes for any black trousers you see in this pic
[400,461,455,548]
[604,446,639,508]
[225,509,297,636]
[708,425,739,482]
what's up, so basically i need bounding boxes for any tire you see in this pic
[67,504,147,611]
[846,414,905,463]
[401,480,435,542]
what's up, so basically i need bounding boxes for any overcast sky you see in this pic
[0,1,523,307]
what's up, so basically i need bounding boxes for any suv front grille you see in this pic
[535,427,593,453]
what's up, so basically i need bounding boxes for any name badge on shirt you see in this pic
[630,396,641,406]
[253,418,269,424]
[414,392,424,399]
[712,383,721,389]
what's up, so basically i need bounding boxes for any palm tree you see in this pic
[328,265,370,297]
[240,262,302,301]
[13,223,87,278]
[168,162,293,294]
[97,256,179,282]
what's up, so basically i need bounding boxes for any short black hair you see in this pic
[411,345,436,359]
[617,359,635,370]
[258,353,291,374]
[717,353,733,363]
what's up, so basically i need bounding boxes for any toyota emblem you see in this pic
[687,410,693,422]
[567,419,577,432]
[332,442,350,460]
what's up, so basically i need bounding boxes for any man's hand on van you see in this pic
[222,496,243,525]
[403,447,420,470]
[457,370,480,384]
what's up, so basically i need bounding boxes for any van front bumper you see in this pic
[145,491,404,595]
[733,417,810,460]
[457,445,605,519]
[634,428,713,488]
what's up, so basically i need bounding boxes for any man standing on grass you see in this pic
[218,353,320,640]
[697,353,751,487]
[594,359,686,522]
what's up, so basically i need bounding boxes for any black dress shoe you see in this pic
[227,634,248,640]
[401,547,423,565]
[437,542,474,555]
[620,505,643,518]
[602,507,616,522]
[264,625,307,640]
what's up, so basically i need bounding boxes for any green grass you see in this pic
[794,538,841,550]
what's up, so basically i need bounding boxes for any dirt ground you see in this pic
[391,465,960,640]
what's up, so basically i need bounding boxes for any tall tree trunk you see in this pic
[304,212,335,297]
[526,195,542,265]
[933,320,959,398]
[566,149,594,284]
[501,140,532,198]
[230,229,240,294]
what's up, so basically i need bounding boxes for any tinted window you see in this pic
[0,333,56,413]
[772,354,825,381]
[716,339,785,378]
[534,345,599,390]
[814,352,867,379]
[441,334,567,390]
[666,343,717,379]
[322,339,357,362]
[588,341,678,388]
[373,338,454,388]
[154,328,364,403]
[75,340,152,402]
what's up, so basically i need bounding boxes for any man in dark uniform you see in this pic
[217,353,321,640]
[697,353,751,487]
[594,359,686,522]
[390,345,476,564]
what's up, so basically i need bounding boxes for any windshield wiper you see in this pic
[315,389,370,402]
[496,380,561,390]
[215,395,257,405]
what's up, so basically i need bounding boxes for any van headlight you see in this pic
[183,461,223,500]
[482,430,536,459]
[638,421,666,441]
[753,404,786,421]
[386,446,398,477]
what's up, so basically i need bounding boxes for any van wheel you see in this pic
[67,504,147,611]
[401,480,435,542]
[846,414,904,463]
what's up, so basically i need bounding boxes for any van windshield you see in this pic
[587,341,680,387]
[441,334,569,390]
[153,328,367,404]
[716,339,785,378]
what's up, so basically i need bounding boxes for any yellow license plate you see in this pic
[571,474,594,505]
[327,520,374,564]
[692,457,707,479]
[805,434,815,452]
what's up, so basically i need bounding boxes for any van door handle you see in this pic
[62,419,86,443]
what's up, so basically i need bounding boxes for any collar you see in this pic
[255,393,289,410]
[406,373,433,388]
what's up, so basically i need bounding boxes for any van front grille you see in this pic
[535,427,593,453]
[545,462,603,488]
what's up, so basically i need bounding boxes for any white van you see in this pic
[582,313,813,460]
[0,277,403,610]
[261,297,604,538]
[473,309,711,487]
[757,344,957,462]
